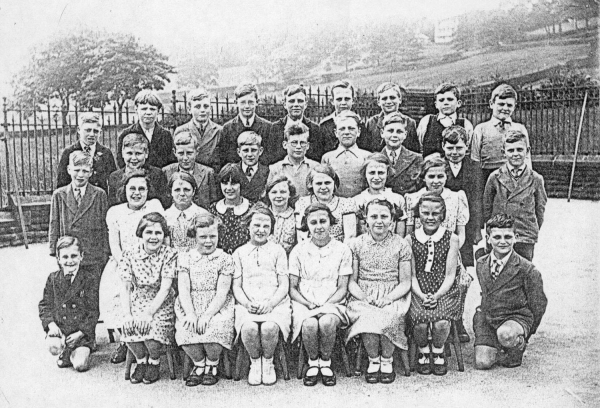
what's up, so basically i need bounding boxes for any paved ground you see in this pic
[0,198,598,408]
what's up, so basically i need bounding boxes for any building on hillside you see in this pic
[435,16,459,44]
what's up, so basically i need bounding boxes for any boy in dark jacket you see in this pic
[473,214,547,369]
[40,236,100,371]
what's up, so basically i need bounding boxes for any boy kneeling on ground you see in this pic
[473,214,547,369]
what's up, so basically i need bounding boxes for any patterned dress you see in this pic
[208,200,250,254]
[268,207,297,256]
[165,203,209,253]
[289,239,352,341]
[408,227,461,325]
[346,233,412,349]
[232,241,292,340]
[175,249,235,349]
[118,244,177,345]
[353,188,408,235]
[295,195,358,242]
[99,199,164,328]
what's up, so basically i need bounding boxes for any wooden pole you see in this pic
[567,90,588,202]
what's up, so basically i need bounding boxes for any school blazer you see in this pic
[39,266,100,344]
[483,165,547,244]
[383,147,423,195]
[107,165,171,209]
[476,252,547,338]
[445,157,484,234]
[360,112,420,154]
[174,119,222,170]
[56,142,117,193]
[49,185,109,266]
[267,116,323,164]
[116,122,177,169]
[162,163,217,209]
[218,115,272,166]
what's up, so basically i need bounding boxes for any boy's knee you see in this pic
[474,346,496,370]
[71,348,91,372]
[47,337,63,356]
[497,325,520,348]
[474,356,495,370]
[433,320,450,331]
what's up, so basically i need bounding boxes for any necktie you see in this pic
[245,119,250,128]
[389,150,396,165]
[511,168,522,179]
[64,274,73,288]
[83,145,91,154]
[245,166,253,179]
[74,188,82,205]
[491,260,501,280]
[498,120,509,131]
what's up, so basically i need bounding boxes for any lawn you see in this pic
[0,198,598,408]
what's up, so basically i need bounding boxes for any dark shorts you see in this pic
[473,308,531,349]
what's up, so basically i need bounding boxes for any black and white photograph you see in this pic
[0,0,598,407]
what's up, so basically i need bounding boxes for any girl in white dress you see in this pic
[232,204,291,386]
[289,202,352,387]
[99,171,163,364]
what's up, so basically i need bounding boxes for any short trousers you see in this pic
[473,308,531,349]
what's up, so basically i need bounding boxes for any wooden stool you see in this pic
[124,345,177,381]
[296,328,351,379]
[408,320,464,372]
[181,349,232,381]
[233,331,290,381]
[353,336,410,377]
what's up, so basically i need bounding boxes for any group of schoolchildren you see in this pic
[40,80,548,388]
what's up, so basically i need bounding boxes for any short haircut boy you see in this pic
[69,151,93,168]
[442,125,469,145]
[237,131,262,147]
[188,88,211,103]
[383,112,407,128]
[503,129,528,147]
[434,83,461,99]
[331,80,355,98]
[283,84,307,99]
[376,82,403,99]
[122,133,149,151]
[334,110,361,128]
[491,84,518,102]
[173,131,199,148]
[134,89,163,110]
[79,112,101,126]
[284,123,309,141]
[235,83,259,100]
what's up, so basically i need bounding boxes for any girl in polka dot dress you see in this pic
[407,193,461,376]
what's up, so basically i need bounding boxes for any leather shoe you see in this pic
[365,370,380,384]
[380,370,396,384]
[432,353,447,376]
[456,320,471,343]
[143,363,160,384]
[130,363,146,384]
[202,365,219,386]
[320,367,336,386]
[111,343,128,364]
[500,345,526,368]
[416,353,432,375]
[303,366,319,386]
[57,348,72,368]
[185,366,204,387]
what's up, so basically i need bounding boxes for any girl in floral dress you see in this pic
[232,204,291,386]
[164,172,209,253]
[295,164,357,243]
[119,213,177,385]
[407,193,461,376]
[99,171,164,364]
[175,213,235,387]
[264,175,297,256]
[209,163,250,254]
[289,203,352,387]
[346,199,412,384]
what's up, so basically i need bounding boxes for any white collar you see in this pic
[437,112,458,122]
[415,226,447,244]
[492,116,512,126]
[506,162,527,174]
[188,247,223,262]
[216,198,249,216]
[271,207,294,219]
[285,116,303,127]
[80,142,96,155]
[283,155,307,167]
[449,161,462,176]
[242,163,258,173]
[333,143,360,157]
[166,203,203,219]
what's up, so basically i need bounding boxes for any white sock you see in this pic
[308,358,319,367]
[431,346,444,354]
[418,346,430,354]
[193,357,206,367]
[148,357,160,365]
[380,356,393,373]
[136,356,148,364]
[319,359,333,375]
[250,356,261,366]
[367,356,380,373]
[306,358,319,375]
[206,358,219,367]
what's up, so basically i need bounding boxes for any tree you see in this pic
[82,33,175,123]
[12,31,174,125]
[12,32,100,124]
